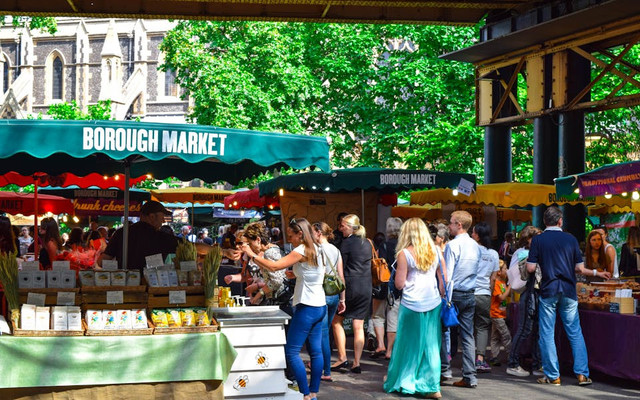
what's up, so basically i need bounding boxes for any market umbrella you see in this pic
[0,192,73,215]
[391,203,532,222]
[0,120,330,268]
[150,187,234,226]
[224,188,279,209]
[411,182,630,208]
[555,160,640,198]
[0,172,148,190]
[258,167,476,196]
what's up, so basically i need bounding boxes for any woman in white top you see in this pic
[243,218,326,400]
[383,218,445,399]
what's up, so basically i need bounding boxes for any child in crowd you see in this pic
[489,261,511,366]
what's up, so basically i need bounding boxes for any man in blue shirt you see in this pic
[443,210,481,388]
[527,206,610,386]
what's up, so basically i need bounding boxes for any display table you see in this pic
[557,309,640,381]
[0,332,237,389]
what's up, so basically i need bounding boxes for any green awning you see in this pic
[0,120,330,184]
[258,167,476,196]
[555,160,640,198]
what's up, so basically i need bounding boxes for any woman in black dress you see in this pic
[331,214,372,374]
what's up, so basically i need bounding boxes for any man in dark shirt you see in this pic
[331,212,348,249]
[99,200,177,270]
[527,206,610,386]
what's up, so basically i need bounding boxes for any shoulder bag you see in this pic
[368,239,390,286]
[322,248,345,296]
[438,252,459,328]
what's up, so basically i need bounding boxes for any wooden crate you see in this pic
[84,319,154,336]
[612,297,635,314]
[11,321,84,337]
[18,288,81,306]
[147,285,205,309]
[153,319,219,335]
[81,285,148,312]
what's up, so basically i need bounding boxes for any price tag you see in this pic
[26,292,46,306]
[145,253,164,268]
[106,291,124,304]
[52,261,70,270]
[102,259,119,271]
[179,261,197,271]
[169,290,186,304]
[21,261,40,271]
[57,292,76,306]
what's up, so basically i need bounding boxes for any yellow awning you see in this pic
[149,187,234,204]
[392,204,532,222]
[588,201,640,216]
[411,182,630,208]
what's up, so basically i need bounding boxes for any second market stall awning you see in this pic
[224,188,279,209]
[555,160,640,198]
[150,187,233,204]
[0,120,331,184]
[411,182,630,208]
[258,167,476,196]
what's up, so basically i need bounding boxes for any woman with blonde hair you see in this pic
[242,218,326,400]
[331,214,372,374]
[383,218,445,399]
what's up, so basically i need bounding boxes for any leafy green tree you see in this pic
[47,100,113,120]
[161,21,489,182]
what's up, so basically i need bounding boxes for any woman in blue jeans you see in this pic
[244,218,327,400]
[312,222,346,382]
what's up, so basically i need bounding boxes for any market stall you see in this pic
[258,167,475,236]
[0,119,330,398]
[391,203,532,222]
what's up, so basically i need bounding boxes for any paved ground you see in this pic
[301,342,640,400]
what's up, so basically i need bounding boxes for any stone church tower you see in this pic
[0,18,189,122]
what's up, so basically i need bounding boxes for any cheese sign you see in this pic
[27,292,46,307]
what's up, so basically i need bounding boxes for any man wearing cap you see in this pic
[99,200,177,270]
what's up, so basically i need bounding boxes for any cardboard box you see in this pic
[94,271,111,286]
[111,271,127,286]
[144,269,159,287]
[60,270,76,289]
[612,297,634,314]
[102,310,118,329]
[46,271,61,288]
[20,304,36,330]
[32,271,46,288]
[126,270,141,286]
[117,310,132,330]
[168,270,179,287]
[18,271,33,289]
[79,270,95,286]
[35,306,50,331]
[52,306,68,330]
[157,270,170,287]
[86,310,103,330]
[67,306,82,330]
[131,309,148,329]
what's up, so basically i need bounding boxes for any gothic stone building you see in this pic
[0,18,189,122]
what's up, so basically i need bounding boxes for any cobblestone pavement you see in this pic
[301,346,640,400]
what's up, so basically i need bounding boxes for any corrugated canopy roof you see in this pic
[0,1,536,25]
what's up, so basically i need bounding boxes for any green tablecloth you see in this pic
[0,332,237,388]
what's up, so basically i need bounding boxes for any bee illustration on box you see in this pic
[105,312,116,326]
[255,352,269,368]
[233,375,249,390]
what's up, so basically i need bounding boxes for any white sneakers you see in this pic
[506,366,531,377]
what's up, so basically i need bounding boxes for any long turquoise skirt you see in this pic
[383,303,442,395]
